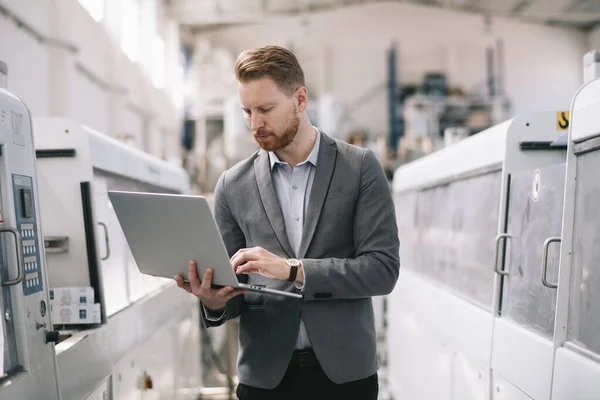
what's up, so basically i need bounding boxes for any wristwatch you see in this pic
[287,258,301,281]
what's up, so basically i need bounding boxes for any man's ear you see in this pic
[295,86,308,113]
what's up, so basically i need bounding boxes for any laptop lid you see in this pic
[107,190,240,287]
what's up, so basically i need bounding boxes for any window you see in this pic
[78,0,104,22]
[568,150,600,355]
[121,0,141,62]
[410,170,502,309]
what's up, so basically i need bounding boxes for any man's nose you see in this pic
[250,114,264,131]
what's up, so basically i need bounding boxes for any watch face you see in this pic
[288,259,300,267]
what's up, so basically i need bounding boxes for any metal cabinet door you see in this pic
[491,163,566,400]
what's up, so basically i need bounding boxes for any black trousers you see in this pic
[236,361,378,400]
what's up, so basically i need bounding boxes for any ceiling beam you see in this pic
[176,0,384,25]
[564,0,595,12]
[511,0,537,14]
[172,0,600,31]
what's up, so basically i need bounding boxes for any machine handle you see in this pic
[541,237,561,289]
[494,233,511,276]
[0,227,24,286]
[98,222,110,261]
[44,236,69,253]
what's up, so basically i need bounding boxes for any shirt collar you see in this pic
[269,127,320,170]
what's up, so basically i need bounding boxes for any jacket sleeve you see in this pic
[201,170,246,327]
[301,149,400,301]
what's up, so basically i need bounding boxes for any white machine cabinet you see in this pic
[0,73,61,399]
[388,111,569,400]
[32,118,201,400]
[551,77,600,400]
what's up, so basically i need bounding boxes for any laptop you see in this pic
[107,190,302,299]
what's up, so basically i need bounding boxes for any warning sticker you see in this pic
[557,112,570,131]
[532,169,541,202]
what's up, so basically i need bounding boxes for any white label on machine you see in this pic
[11,111,24,146]
[0,108,9,132]
[532,169,541,202]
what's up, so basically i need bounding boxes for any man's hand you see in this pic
[174,260,245,312]
[231,247,292,281]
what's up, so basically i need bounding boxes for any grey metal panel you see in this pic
[413,170,502,308]
[568,150,600,355]
[502,163,565,338]
[445,171,502,308]
[414,184,450,282]
[56,327,112,400]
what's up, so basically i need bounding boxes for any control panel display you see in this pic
[12,175,43,295]
[20,188,33,219]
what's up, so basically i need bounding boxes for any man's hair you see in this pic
[235,45,305,96]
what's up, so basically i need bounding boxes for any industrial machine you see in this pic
[0,63,61,399]
[33,118,201,399]
[550,76,600,399]
[388,110,568,400]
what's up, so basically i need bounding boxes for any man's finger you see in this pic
[232,251,260,269]
[230,248,249,263]
[224,289,246,301]
[217,286,235,297]
[188,260,201,289]
[201,268,214,291]
[174,275,192,293]
[236,261,260,275]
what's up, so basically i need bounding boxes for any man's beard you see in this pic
[253,113,300,152]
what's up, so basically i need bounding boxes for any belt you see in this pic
[289,349,320,368]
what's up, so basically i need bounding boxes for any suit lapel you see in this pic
[298,133,337,258]
[254,151,295,258]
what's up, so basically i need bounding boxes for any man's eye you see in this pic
[260,108,272,113]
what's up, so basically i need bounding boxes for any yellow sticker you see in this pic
[557,112,570,130]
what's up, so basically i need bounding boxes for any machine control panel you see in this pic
[12,175,43,295]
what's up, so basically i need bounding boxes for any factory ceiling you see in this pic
[168,0,600,33]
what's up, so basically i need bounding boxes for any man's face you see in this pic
[238,77,301,152]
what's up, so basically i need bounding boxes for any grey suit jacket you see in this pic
[202,131,400,389]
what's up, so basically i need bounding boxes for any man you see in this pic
[174,45,400,400]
